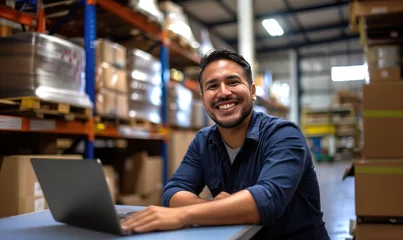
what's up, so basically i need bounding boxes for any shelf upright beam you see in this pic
[36,0,45,33]
[160,32,170,186]
[84,0,96,159]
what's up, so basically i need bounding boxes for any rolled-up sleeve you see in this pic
[161,133,205,207]
[247,125,308,226]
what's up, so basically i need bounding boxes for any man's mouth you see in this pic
[217,103,236,110]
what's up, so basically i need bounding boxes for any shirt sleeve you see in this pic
[247,124,308,226]
[161,133,205,207]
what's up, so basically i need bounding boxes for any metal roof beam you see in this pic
[207,0,349,27]
[257,34,358,53]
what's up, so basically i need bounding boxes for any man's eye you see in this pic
[207,84,217,89]
[229,80,238,85]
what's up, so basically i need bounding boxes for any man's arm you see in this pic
[161,133,206,207]
[169,191,209,207]
[182,189,260,225]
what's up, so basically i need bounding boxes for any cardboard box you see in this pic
[354,159,403,217]
[95,88,128,119]
[368,67,401,82]
[121,152,162,195]
[363,82,403,158]
[351,1,403,20]
[168,130,196,178]
[355,223,403,240]
[133,153,162,195]
[96,39,127,68]
[96,63,127,93]
[102,165,117,204]
[0,155,82,218]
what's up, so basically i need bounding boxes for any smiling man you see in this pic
[120,49,330,240]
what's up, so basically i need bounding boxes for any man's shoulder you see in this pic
[255,111,301,132]
[193,124,217,141]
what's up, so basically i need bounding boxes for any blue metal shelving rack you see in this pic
[84,0,96,159]
[81,0,170,184]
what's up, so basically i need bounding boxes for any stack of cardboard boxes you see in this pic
[0,155,82,218]
[95,39,128,119]
[353,44,403,239]
[0,155,118,218]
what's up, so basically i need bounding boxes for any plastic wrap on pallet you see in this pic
[129,0,164,24]
[167,82,192,128]
[127,48,162,124]
[0,32,92,108]
[127,48,161,76]
[159,1,200,50]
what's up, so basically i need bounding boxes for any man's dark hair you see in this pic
[198,49,253,92]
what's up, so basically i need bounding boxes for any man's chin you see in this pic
[214,118,242,129]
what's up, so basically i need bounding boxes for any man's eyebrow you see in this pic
[205,79,217,86]
[226,74,241,79]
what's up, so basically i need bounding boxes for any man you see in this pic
[121,49,330,239]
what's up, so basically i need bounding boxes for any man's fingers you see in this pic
[133,219,159,233]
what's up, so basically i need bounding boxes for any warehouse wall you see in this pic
[257,39,365,110]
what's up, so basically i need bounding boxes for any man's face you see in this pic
[200,59,256,129]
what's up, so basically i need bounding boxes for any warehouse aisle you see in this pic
[316,161,355,240]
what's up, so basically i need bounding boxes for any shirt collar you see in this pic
[208,110,260,145]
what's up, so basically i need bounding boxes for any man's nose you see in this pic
[217,83,231,97]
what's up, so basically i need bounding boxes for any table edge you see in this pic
[230,225,262,240]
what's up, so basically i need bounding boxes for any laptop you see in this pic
[31,158,137,235]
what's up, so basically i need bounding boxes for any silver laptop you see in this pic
[31,158,137,235]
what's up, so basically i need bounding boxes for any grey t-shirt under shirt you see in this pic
[223,140,241,165]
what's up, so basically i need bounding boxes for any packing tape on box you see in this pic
[363,110,403,118]
[356,166,403,175]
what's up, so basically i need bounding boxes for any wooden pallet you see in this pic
[96,115,161,132]
[0,97,92,121]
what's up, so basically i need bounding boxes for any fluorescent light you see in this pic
[262,19,284,37]
[331,64,367,81]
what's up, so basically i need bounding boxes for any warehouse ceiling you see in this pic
[168,0,359,54]
[14,0,360,57]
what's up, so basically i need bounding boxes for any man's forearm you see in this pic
[181,189,260,226]
[169,191,210,208]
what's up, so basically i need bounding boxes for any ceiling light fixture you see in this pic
[262,19,284,37]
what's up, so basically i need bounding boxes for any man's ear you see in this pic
[251,83,257,101]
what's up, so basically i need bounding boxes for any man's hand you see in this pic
[213,191,230,201]
[120,206,188,233]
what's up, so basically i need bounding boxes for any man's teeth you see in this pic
[219,103,235,109]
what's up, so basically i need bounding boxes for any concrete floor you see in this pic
[315,160,355,240]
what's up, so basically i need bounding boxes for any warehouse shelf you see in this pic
[0,115,89,135]
[1,0,202,186]
[349,1,403,46]
[0,114,164,141]
[95,124,164,140]
[0,4,45,32]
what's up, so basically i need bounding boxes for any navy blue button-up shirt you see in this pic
[162,110,330,239]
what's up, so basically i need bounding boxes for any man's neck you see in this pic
[218,113,252,149]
